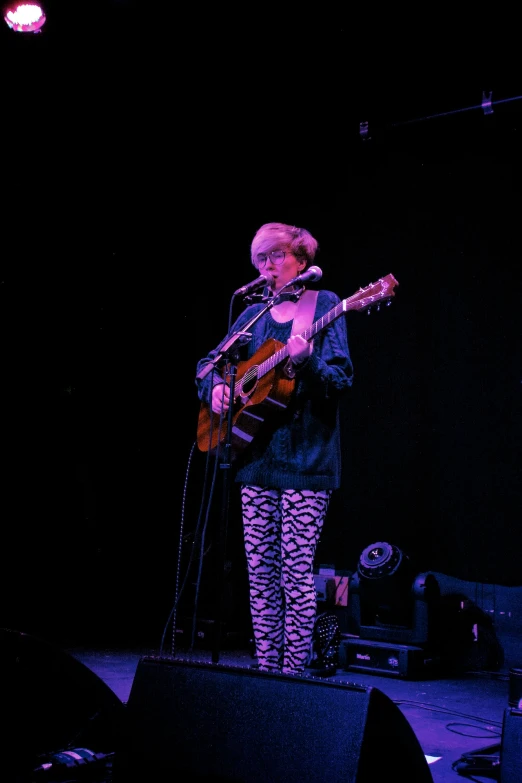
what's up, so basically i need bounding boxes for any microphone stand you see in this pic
[205,284,305,664]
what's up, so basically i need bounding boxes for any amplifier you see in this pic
[339,637,439,679]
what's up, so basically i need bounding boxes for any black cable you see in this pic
[394,699,503,729]
[160,368,229,656]
[445,722,502,740]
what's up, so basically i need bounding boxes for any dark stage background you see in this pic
[1,3,521,644]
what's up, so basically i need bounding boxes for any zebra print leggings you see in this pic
[240,484,332,674]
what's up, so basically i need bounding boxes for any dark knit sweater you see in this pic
[195,289,354,490]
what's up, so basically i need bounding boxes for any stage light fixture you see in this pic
[3,2,46,33]
[348,541,441,647]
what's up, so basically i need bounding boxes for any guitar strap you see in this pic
[291,288,319,338]
[284,288,318,378]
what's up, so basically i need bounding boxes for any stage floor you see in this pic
[65,637,520,783]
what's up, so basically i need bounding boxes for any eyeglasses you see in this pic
[255,250,287,268]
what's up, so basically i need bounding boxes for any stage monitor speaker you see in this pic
[0,627,126,781]
[500,707,522,783]
[114,655,434,783]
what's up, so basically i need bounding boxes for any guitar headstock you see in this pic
[347,273,399,312]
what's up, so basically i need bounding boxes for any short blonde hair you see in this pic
[251,222,318,269]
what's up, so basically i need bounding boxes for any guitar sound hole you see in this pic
[241,369,258,397]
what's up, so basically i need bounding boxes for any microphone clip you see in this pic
[275,286,306,303]
[287,286,306,301]
[244,292,274,304]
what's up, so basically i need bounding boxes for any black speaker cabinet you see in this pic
[114,655,434,783]
[0,627,126,781]
[500,707,522,783]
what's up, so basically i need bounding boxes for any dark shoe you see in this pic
[307,659,338,677]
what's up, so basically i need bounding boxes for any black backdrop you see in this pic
[1,6,521,644]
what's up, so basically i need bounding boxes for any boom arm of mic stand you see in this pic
[195,331,252,382]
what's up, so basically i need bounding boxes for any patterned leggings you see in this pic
[240,484,332,674]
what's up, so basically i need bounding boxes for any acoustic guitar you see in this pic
[197,273,398,460]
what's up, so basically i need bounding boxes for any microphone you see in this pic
[288,265,322,286]
[234,272,275,296]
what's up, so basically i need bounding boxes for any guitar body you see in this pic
[197,338,295,458]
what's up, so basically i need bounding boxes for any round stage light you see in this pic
[3,2,46,33]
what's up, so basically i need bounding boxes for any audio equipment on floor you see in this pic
[500,706,522,783]
[0,627,125,781]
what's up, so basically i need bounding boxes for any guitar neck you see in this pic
[237,273,398,390]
